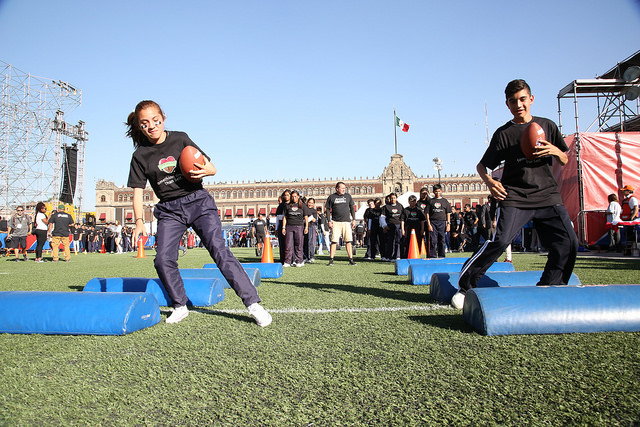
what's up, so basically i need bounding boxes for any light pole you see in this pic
[144,203,154,235]
[433,157,443,185]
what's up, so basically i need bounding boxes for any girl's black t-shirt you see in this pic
[285,204,305,226]
[127,131,210,202]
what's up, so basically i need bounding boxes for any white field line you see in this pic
[194,304,452,315]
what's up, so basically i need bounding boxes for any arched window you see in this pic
[452,184,458,192]
[261,190,266,198]
[464,184,470,192]
[249,190,254,198]
[100,195,106,202]
[118,194,123,202]
[232,190,237,199]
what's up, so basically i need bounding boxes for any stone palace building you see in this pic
[95,154,487,226]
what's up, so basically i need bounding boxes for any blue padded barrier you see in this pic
[463,284,640,336]
[430,271,580,302]
[83,277,225,307]
[0,291,160,335]
[409,262,516,285]
[395,258,469,276]
[203,262,283,279]
[180,267,260,289]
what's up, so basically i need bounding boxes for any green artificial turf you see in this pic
[0,249,639,425]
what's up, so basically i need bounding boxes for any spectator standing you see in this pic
[620,185,639,246]
[426,184,452,258]
[48,204,74,262]
[325,182,357,266]
[7,206,32,261]
[282,190,307,267]
[252,212,268,257]
[605,193,622,252]
[276,190,291,264]
[380,192,405,260]
[33,202,49,262]
[303,198,318,263]
[316,207,330,255]
[402,195,425,258]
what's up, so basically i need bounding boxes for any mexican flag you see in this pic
[396,116,410,132]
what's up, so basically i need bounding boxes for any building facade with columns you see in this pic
[95,154,488,227]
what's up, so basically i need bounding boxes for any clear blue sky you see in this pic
[1,0,639,211]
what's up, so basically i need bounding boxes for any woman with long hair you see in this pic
[275,190,291,264]
[125,100,271,326]
[33,202,48,262]
[282,190,308,267]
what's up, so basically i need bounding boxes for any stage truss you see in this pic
[0,61,88,215]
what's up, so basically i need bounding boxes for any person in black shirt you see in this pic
[459,204,478,252]
[252,213,268,257]
[454,79,578,309]
[126,100,271,326]
[402,195,426,258]
[380,193,405,260]
[275,190,291,265]
[303,198,318,262]
[282,190,308,267]
[325,182,357,266]
[426,184,451,258]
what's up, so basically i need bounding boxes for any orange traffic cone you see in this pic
[100,239,106,254]
[136,235,148,258]
[420,237,427,258]
[408,229,420,259]
[261,234,274,263]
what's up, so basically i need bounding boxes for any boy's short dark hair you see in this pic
[408,195,417,202]
[505,79,531,100]
[433,184,442,191]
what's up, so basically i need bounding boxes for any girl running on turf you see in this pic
[126,100,271,326]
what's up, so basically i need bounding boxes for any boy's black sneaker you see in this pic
[348,259,357,266]
[328,259,334,266]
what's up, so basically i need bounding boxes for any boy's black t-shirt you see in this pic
[127,131,210,202]
[428,198,451,221]
[253,219,267,236]
[285,204,305,226]
[404,206,426,230]
[481,116,567,208]
[462,210,478,228]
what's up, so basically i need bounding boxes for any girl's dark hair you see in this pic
[290,190,303,208]
[125,100,166,147]
[35,202,46,218]
[608,193,619,203]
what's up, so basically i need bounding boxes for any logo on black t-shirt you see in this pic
[158,156,177,174]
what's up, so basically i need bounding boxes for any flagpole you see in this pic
[393,109,398,155]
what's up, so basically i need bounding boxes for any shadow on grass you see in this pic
[288,281,429,304]
[68,285,84,291]
[409,313,475,333]
[193,308,254,324]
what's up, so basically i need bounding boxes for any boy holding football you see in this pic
[453,79,578,309]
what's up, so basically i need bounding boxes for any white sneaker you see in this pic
[283,263,291,267]
[166,305,189,324]
[248,303,272,327]
[295,262,305,267]
[451,291,465,309]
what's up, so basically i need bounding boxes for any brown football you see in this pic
[520,121,546,160]
[179,145,204,183]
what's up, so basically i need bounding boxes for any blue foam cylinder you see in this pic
[395,258,469,275]
[409,262,516,285]
[463,285,640,336]
[203,262,283,279]
[180,268,260,289]
[0,291,160,335]
[83,277,225,307]
[430,270,581,302]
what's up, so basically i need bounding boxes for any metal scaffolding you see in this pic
[0,61,88,215]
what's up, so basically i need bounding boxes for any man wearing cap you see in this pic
[620,185,639,246]
[7,206,32,261]
[48,204,74,262]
